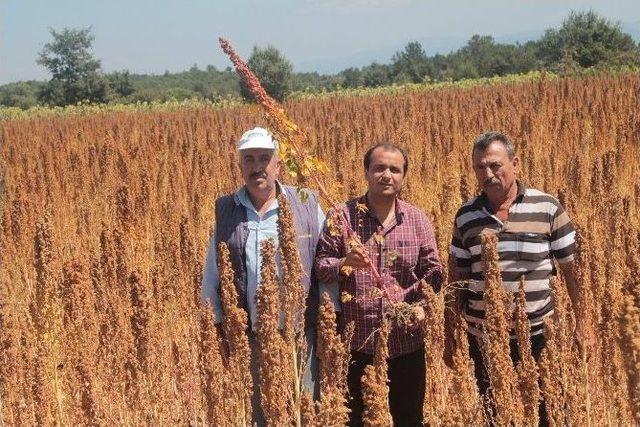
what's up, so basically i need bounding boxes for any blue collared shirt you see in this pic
[201,183,337,329]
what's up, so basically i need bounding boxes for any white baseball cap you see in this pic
[237,127,278,151]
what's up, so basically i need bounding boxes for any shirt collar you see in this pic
[477,180,526,209]
[359,193,406,224]
[515,180,526,200]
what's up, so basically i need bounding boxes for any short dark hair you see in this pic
[472,131,515,160]
[363,143,409,175]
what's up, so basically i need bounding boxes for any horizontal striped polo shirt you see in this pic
[450,181,576,337]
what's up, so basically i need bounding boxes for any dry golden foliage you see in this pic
[422,284,448,426]
[316,293,352,426]
[277,194,306,336]
[32,211,63,426]
[198,303,230,426]
[539,317,564,427]
[361,319,392,427]
[60,259,101,426]
[479,232,524,426]
[255,239,291,425]
[2,71,640,425]
[277,193,314,426]
[217,242,253,426]
[515,277,540,427]
[618,294,640,424]
[448,314,484,426]
[300,391,317,426]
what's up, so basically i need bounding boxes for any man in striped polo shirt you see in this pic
[450,131,579,397]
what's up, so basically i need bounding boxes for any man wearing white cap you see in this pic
[201,127,327,425]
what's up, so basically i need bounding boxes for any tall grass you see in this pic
[1,71,639,425]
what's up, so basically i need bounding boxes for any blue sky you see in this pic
[1,0,639,84]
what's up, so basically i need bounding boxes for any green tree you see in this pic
[37,27,107,106]
[241,45,293,102]
[537,10,640,68]
[362,62,391,87]
[291,72,341,92]
[0,81,42,109]
[459,35,499,76]
[107,71,134,99]
[456,35,535,77]
[392,41,429,83]
[340,67,364,88]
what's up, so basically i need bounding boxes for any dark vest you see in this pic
[214,185,320,330]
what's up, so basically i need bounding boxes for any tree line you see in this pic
[1,10,639,109]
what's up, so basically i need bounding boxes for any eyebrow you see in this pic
[373,162,401,167]
[475,159,502,165]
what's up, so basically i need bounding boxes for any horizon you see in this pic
[2,1,639,85]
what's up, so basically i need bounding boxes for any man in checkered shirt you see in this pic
[315,142,443,427]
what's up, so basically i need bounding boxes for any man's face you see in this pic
[365,148,406,199]
[472,141,519,202]
[239,148,280,195]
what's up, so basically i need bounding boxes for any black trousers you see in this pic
[347,348,425,427]
[468,332,548,427]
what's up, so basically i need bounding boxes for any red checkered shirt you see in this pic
[314,195,442,358]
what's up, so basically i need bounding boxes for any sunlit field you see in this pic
[1,71,639,425]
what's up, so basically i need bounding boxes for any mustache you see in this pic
[484,177,500,186]
[250,171,267,180]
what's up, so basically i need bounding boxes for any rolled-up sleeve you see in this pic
[450,224,472,277]
[416,213,443,292]
[314,208,346,284]
[549,202,576,264]
[316,205,341,311]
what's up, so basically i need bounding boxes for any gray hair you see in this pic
[471,131,515,160]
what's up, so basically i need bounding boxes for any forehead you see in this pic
[239,148,275,158]
[472,141,511,163]
[369,147,404,165]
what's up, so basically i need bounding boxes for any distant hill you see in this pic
[296,21,640,74]
[296,36,468,73]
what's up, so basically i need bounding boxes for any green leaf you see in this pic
[297,188,309,203]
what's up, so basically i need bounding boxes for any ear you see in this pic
[512,155,520,171]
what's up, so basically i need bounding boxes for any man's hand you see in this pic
[342,246,370,270]
[558,262,597,351]
[412,305,425,324]
[402,305,425,330]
